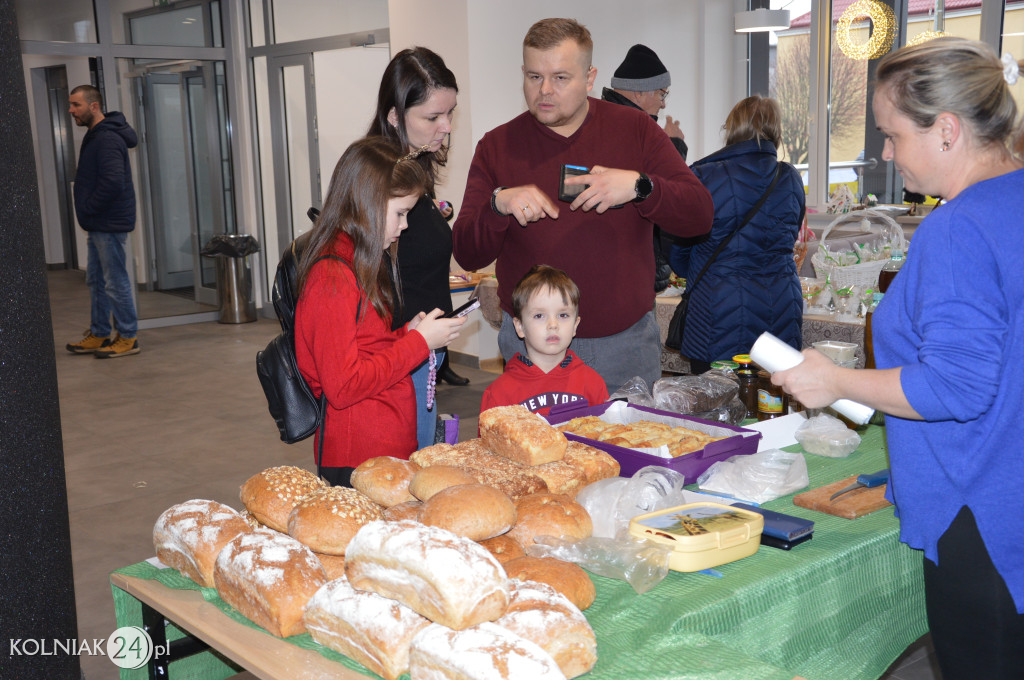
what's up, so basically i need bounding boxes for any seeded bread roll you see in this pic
[383,500,423,522]
[503,556,596,611]
[479,405,568,466]
[478,534,526,564]
[494,579,597,679]
[345,520,510,630]
[419,484,516,541]
[351,456,420,507]
[507,493,593,547]
[411,439,549,502]
[409,622,566,680]
[409,465,478,501]
[562,441,621,485]
[240,466,326,532]
[531,460,588,498]
[286,486,383,556]
[153,499,251,588]
[303,576,431,680]
[213,528,327,637]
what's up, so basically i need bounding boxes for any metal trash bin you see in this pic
[200,234,261,324]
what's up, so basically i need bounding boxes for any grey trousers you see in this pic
[498,307,662,395]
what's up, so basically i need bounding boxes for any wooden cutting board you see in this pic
[793,475,893,519]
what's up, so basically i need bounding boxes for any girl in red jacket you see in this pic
[294,137,466,486]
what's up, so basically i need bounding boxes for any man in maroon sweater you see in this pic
[453,18,713,393]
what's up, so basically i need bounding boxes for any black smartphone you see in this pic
[559,164,590,202]
[760,532,813,551]
[444,298,480,318]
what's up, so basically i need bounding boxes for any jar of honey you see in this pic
[757,370,788,420]
[732,354,758,420]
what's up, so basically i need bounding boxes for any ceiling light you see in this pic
[734,8,791,33]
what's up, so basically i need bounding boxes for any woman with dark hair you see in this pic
[669,95,804,373]
[774,38,1024,677]
[294,137,466,487]
[368,46,466,450]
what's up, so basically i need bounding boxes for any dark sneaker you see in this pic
[66,331,111,354]
[94,335,140,358]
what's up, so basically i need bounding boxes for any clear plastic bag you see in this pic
[526,535,671,594]
[696,449,809,503]
[576,466,688,539]
[652,371,746,426]
[794,414,862,457]
[609,376,654,407]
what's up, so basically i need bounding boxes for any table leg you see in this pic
[141,602,212,678]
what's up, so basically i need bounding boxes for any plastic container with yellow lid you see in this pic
[629,502,764,572]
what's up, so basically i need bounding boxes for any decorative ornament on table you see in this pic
[825,184,856,215]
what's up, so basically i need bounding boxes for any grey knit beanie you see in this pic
[610,44,671,92]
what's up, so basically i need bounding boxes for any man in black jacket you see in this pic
[66,84,141,358]
[601,44,688,294]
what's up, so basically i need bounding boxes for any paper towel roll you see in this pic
[749,332,875,425]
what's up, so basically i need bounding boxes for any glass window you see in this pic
[1005,2,1024,124]
[129,5,206,47]
[268,0,387,44]
[14,0,96,43]
[907,0,980,44]
[249,0,266,46]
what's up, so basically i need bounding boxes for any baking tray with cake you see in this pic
[544,401,761,480]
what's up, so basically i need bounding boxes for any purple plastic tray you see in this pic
[545,401,761,481]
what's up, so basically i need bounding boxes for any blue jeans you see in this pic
[499,308,661,395]
[86,232,137,337]
[411,350,444,450]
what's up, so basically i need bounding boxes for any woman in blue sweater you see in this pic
[669,95,804,373]
[774,38,1024,679]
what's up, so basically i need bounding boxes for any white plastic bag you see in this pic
[696,449,809,503]
[794,413,862,457]
[576,466,687,539]
[526,535,671,595]
[609,376,655,407]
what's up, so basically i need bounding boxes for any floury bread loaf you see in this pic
[213,528,326,637]
[479,405,568,466]
[494,580,597,679]
[303,576,431,680]
[153,499,251,588]
[239,466,326,532]
[408,621,566,680]
[345,520,511,630]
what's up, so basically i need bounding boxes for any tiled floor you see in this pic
[47,268,939,679]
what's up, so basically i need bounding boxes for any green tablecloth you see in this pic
[111,424,927,680]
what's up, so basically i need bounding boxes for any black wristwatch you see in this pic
[634,173,653,202]
[490,186,509,216]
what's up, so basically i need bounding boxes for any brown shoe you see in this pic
[94,335,140,358]
[66,331,111,354]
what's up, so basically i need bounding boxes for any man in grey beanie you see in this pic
[602,44,688,293]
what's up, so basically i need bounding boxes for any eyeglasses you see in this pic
[656,89,669,102]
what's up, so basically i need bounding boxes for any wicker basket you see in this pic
[811,209,907,290]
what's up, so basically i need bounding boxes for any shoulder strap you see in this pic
[682,163,784,300]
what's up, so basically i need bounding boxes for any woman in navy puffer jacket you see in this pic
[669,95,804,373]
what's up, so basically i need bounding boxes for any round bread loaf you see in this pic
[507,493,593,547]
[478,534,526,564]
[351,456,420,507]
[383,500,423,522]
[503,555,596,611]
[419,484,516,541]
[240,466,326,532]
[315,552,347,580]
[409,465,477,501]
[287,486,383,556]
[153,499,251,588]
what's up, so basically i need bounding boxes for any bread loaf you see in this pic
[314,552,347,580]
[531,460,588,498]
[345,520,510,630]
[419,484,516,541]
[409,622,566,680]
[213,528,327,637]
[494,580,597,679]
[239,466,326,532]
[351,456,420,507]
[507,493,593,547]
[303,576,431,680]
[383,500,423,522]
[562,441,620,485]
[153,499,251,588]
[286,486,383,555]
[503,556,596,611]
[479,405,568,466]
[409,465,478,501]
[478,534,526,564]
[411,438,548,501]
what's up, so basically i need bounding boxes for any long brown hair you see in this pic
[297,137,428,320]
[367,47,458,192]
[724,95,782,148]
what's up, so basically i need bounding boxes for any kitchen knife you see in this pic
[829,468,890,502]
